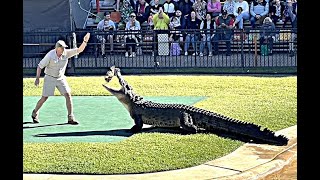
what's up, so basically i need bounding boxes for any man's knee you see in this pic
[41,96,49,101]
[64,93,72,99]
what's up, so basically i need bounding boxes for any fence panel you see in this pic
[23,28,297,75]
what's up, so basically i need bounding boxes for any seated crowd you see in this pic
[95,0,297,57]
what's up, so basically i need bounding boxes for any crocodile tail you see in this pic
[199,117,289,146]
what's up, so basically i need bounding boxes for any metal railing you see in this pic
[23,28,297,75]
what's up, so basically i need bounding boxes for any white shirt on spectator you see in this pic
[164,2,175,14]
[234,0,249,16]
[97,19,116,31]
[223,0,236,15]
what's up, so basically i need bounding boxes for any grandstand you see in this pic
[79,0,295,57]
[23,0,297,72]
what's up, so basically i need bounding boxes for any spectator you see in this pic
[114,0,121,11]
[119,0,135,29]
[184,11,201,56]
[97,12,116,57]
[282,0,296,28]
[153,8,170,30]
[223,0,236,19]
[287,0,297,57]
[250,0,269,28]
[116,0,135,43]
[150,0,163,14]
[170,10,184,44]
[124,13,141,57]
[152,8,170,56]
[287,0,297,29]
[292,0,297,14]
[149,0,163,27]
[178,0,193,17]
[232,0,250,29]
[172,0,180,8]
[199,13,214,56]
[163,0,176,17]
[31,33,91,125]
[269,0,284,24]
[169,16,183,56]
[170,10,183,31]
[149,0,156,6]
[192,0,207,21]
[136,0,151,25]
[259,17,276,55]
[207,0,221,20]
[130,0,139,11]
[213,9,234,56]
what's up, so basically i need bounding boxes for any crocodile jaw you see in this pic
[102,84,132,111]
[103,84,125,98]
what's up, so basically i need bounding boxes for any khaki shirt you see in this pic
[38,48,79,78]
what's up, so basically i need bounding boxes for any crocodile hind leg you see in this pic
[180,112,198,134]
[130,114,143,133]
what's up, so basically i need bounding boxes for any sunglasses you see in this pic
[130,15,136,18]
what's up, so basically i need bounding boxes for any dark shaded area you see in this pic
[24,122,69,129]
[33,129,133,138]
[32,126,288,146]
[199,128,288,146]
[23,0,71,31]
[23,122,34,125]
[147,127,288,146]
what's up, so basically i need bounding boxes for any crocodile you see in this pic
[102,66,289,146]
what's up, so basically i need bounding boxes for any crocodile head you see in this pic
[102,66,143,110]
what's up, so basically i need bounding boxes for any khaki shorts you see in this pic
[42,75,71,97]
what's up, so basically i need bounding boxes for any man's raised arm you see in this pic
[77,32,91,54]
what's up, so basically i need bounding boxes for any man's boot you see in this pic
[31,110,39,123]
[67,114,79,125]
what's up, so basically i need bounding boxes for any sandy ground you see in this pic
[261,158,297,180]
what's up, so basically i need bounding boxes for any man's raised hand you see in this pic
[83,33,90,42]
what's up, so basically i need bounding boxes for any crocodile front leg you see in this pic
[180,112,198,134]
[130,114,143,133]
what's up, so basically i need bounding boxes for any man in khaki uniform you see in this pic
[31,33,91,125]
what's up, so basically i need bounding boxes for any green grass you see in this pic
[23,75,297,174]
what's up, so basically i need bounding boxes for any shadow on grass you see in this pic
[23,122,34,124]
[145,127,286,145]
[32,126,284,145]
[23,122,69,129]
[32,127,185,138]
[33,128,133,137]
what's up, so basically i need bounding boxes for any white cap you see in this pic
[56,40,68,48]
[263,17,272,23]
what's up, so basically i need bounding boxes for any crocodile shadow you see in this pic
[142,127,284,145]
[33,127,284,145]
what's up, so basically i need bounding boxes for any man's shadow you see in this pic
[23,122,69,129]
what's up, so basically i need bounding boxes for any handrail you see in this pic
[83,4,92,29]
[77,0,102,28]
